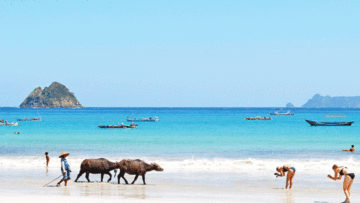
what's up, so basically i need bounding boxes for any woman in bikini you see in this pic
[328,164,355,203]
[274,165,296,189]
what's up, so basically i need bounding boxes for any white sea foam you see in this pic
[1,156,360,175]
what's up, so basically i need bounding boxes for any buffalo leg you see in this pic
[85,172,90,182]
[142,174,146,185]
[117,171,128,184]
[131,174,139,184]
[106,172,112,182]
[123,176,129,184]
[101,173,104,182]
[74,170,85,182]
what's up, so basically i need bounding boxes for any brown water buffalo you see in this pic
[74,158,120,182]
[117,159,163,185]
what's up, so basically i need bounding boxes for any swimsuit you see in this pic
[283,166,295,172]
[339,167,346,176]
[339,168,355,180]
[347,173,355,180]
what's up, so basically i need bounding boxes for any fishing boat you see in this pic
[98,122,138,129]
[245,116,272,120]
[0,121,21,126]
[270,110,294,115]
[305,115,354,126]
[126,116,158,122]
[17,117,41,121]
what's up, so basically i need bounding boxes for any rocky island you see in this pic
[302,94,360,108]
[20,82,84,108]
[286,102,295,108]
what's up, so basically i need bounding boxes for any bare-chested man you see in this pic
[343,145,355,152]
[45,152,50,167]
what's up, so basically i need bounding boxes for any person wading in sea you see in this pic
[57,151,71,187]
[328,164,355,203]
[45,152,50,167]
[274,165,296,189]
[343,145,355,152]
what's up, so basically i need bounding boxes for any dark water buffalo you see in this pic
[74,158,120,182]
[117,159,163,185]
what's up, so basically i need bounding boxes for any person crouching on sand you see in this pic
[328,164,355,203]
[57,151,71,187]
[274,165,296,189]
[343,145,355,152]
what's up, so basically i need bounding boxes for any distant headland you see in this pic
[302,94,360,108]
[20,82,84,108]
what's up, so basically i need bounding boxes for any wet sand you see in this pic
[1,168,359,203]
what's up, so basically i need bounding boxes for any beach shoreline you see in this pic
[1,166,358,203]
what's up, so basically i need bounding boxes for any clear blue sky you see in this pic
[1,0,359,107]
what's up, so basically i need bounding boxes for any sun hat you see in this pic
[59,151,70,158]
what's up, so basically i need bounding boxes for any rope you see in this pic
[43,175,63,187]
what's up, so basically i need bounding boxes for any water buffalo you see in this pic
[74,158,120,182]
[117,159,163,185]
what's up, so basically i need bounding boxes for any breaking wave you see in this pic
[1,156,359,175]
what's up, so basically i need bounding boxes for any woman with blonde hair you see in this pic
[328,164,355,203]
[274,165,296,189]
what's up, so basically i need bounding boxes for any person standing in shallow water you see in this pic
[328,164,355,203]
[45,152,50,167]
[57,151,71,187]
[343,145,355,152]
[274,165,296,189]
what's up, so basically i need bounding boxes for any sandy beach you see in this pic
[1,165,359,203]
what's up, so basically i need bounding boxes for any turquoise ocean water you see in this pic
[0,107,359,160]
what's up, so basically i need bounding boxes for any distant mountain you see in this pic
[20,82,84,108]
[286,102,295,108]
[302,94,360,108]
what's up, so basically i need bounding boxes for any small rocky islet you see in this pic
[286,102,295,108]
[19,82,84,108]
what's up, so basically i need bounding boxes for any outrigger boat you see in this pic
[98,122,138,129]
[270,110,294,115]
[305,115,354,126]
[126,116,158,122]
[245,116,272,120]
[17,117,41,121]
[0,121,21,126]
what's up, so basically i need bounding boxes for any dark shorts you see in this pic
[290,167,296,172]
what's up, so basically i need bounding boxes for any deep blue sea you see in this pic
[1,107,359,173]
